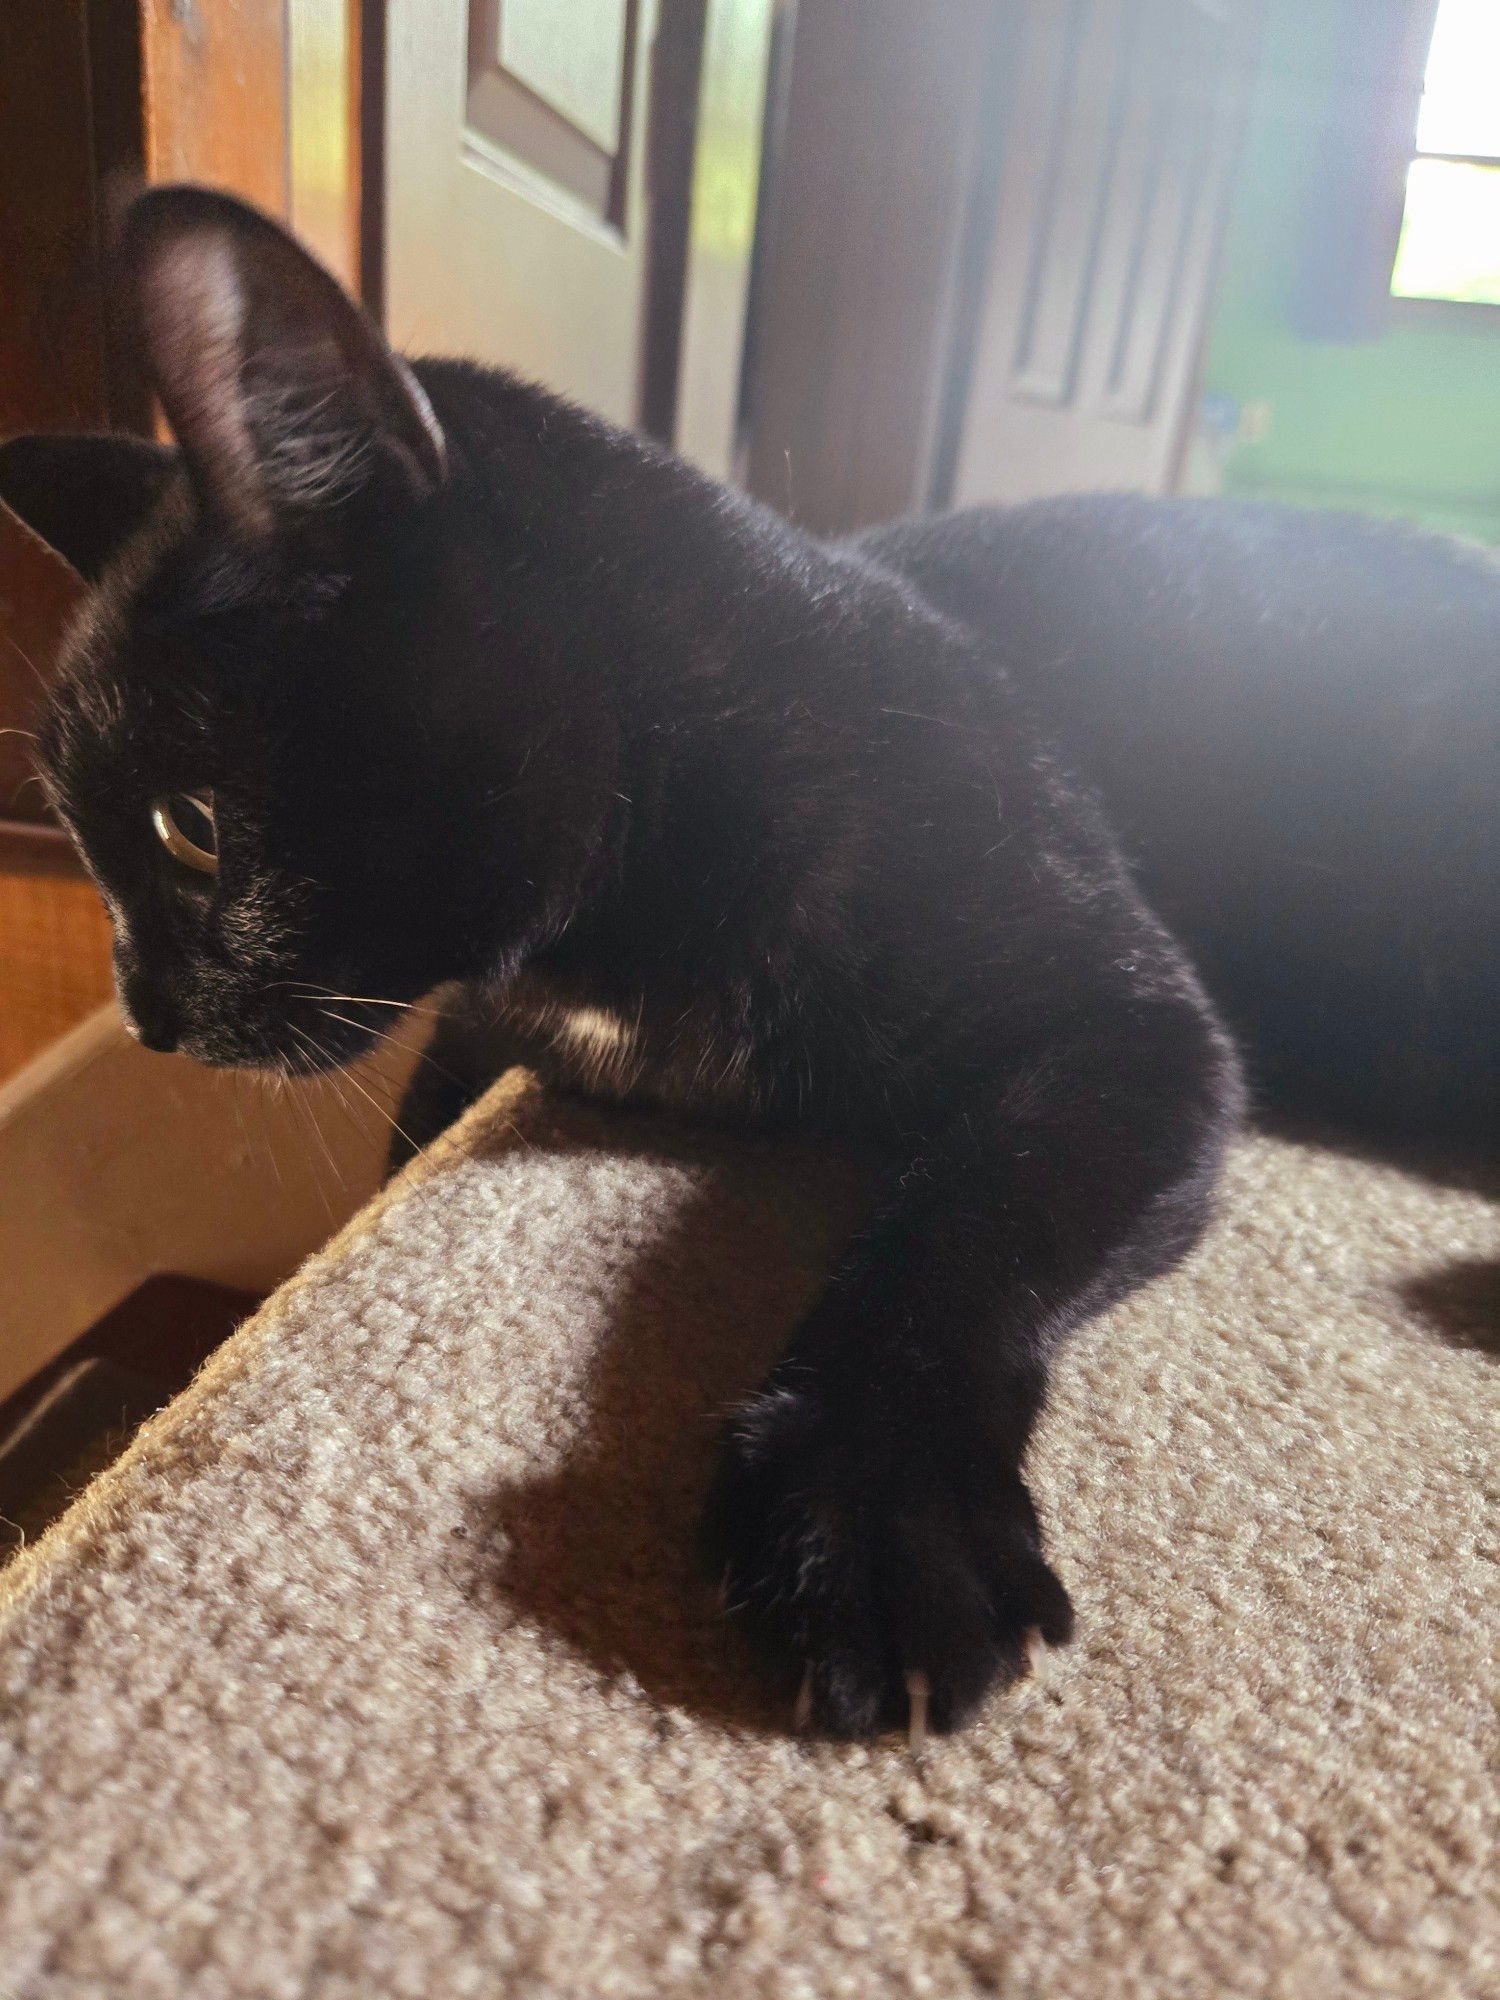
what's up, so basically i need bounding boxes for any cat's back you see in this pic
[852,495,1499,1148]
[853,494,1498,730]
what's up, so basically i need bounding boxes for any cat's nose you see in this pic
[122,981,179,1053]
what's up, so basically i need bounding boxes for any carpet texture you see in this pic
[0,1071,1496,1999]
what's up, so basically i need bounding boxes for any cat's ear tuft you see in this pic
[0,433,178,581]
[120,184,446,543]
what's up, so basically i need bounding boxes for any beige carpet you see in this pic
[1,1072,1496,1999]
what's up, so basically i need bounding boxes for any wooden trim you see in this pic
[671,0,778,481]
[289,0,362,290]
[84,0,151,432]
[639,0,709,443]
[0,821,89,880]
[358,0,388,317]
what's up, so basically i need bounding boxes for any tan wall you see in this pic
[0,1006,419,1405]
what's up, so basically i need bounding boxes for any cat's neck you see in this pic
[410,358,995,997]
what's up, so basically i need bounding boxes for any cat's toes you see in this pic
[702,1387,1074,1740]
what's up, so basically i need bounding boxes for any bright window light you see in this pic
[1391,0,1500,306]
[1414,0,1500,157]
[1392,159,1500,304]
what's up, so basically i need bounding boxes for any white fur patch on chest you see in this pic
[550,1004,637,1069]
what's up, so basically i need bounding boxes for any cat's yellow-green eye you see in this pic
[151,792,219,875]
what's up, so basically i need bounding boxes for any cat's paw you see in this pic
[703,1383,1074,1740]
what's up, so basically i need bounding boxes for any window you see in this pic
[1390,0,1500,306]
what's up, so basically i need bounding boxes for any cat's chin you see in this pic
[166,998,393,1075]
[176,1030,362,1078]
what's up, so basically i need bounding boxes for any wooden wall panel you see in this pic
[139,0,289,213]
[0,832,113,1083]
[140,0,365,293]
[0,1005,422,1408]
[0,0,120,823]
[0,1,139,1078]
[2,1,307,1084]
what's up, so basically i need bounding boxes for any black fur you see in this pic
[0,434,176,582]
[861,502,1499,1150]
[2,189,1494,1737]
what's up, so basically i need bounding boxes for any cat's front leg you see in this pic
[705,1019,1236,1738]
[705,1349,1074,1740]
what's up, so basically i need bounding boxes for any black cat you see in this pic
[1,188,1493,1739]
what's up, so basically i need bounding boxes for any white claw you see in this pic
[1024,1625,1049,1681]
[905,1670,930,1755]
[794,1664,814,1732]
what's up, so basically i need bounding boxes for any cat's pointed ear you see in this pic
[120,184,446,544]
[0,433,178,581]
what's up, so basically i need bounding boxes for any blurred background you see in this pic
[0,0,1494,1495]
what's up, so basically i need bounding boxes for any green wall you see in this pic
[1200,0,1500,543]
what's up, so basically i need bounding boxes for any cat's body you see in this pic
[1,189,1494,1740]
[862,500,1498,1149]
[394,362,1241,1153]
[419,476,1499,1157]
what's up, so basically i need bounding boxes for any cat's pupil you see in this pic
[152,792,218,873]
[173,794,215,850]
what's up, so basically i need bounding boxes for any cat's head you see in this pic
[0,187,620,1072]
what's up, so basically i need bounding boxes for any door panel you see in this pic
[386,0,658,425]
[493,0,630,154]
[468,0,636,217]
[386,0,774,460]
[952,0,1261,506]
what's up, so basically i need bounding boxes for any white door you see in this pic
[952,0,1262,505]
[386,0,662,427]
[385,0,773,463]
